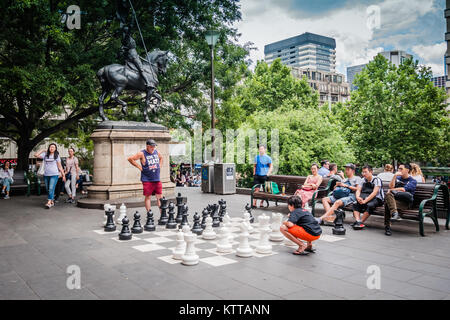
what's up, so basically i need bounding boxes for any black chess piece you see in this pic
[207,204,213,217]
[201,208,209,229]
[175,193,183,224]
[144,210,156,231]
[332,209,346,235]
[104,208,116,232]
[158,196,169,225]
[191,212,203,235]
[212,204,220,228]
[179,204,189,229]
[245,203,255,223]
[219,200,227,222]
[119,216,132,240]
[131,211,143,234]
[166,202,177,229]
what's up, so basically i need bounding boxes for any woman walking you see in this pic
[64,148,79,203]
[35,143,66,209]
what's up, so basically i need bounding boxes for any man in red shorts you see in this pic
[280,195,322,255]
[127,139,163,212]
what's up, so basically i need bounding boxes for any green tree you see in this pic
[340,55,449,166]
[235,106,355,186]
[0,0,248,170]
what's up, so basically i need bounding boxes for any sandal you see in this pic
[292,250,309,256]
[305,247,316,253]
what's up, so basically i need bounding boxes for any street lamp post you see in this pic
[205,30,220,162]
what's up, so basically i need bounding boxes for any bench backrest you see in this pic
[267,175,329,195]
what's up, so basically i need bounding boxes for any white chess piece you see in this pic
[202,216,217,240]
[216,226,233,253]
[236,222,253,257]
[269,212,284,242]
[181,232,199,266]
[117,203,127,225]
[172,227,187,260]
[256,214,272,254]
[243,211,254,234]
[222,213,233,241]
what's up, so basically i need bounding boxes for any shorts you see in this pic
[329,193,356,207]
[253,175,268,186]
[142,181,162,196]
[288,225,320,242]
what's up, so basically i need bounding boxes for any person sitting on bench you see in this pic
[384,163,417,236]
[316,163,361,224]
[0,161,14,199]
[352,165,384,230]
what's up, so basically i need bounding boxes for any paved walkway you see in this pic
[0,187,449,300]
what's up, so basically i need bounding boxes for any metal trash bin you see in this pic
[213,163,236,195]
[201,163,215,193]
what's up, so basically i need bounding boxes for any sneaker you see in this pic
[4,195,10,200]
[391,212,402,221]
[304,203,311,211]
[315,217,323,225]
[45,203,51,209]
[353,221,365,230]
[385,226,392,236]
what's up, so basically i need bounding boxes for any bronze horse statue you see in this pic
[96,49,169,122]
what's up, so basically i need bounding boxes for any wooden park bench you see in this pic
[311,179,450,236]
[250,175,332,208]
[8,170,32,196]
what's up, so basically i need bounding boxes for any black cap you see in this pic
[146,139,157,146]
[344,163,356,170]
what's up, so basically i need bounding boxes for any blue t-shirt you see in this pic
[254,154,272,176]
[395,176,417,195]
[317,167,330,177]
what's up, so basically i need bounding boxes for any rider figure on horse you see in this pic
[120,26,152,89]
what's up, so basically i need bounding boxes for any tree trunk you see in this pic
[16,140,35,171]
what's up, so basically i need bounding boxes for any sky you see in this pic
[234,0,447,77]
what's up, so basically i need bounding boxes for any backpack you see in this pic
[332,180,352,199]
[265,181,280,194]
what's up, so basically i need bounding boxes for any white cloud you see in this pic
[235,0,445,77]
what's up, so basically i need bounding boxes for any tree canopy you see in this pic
[0,0,249,169]
[339,55,449,166]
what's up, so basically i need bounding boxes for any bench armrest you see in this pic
[311,179,335,216]
[418,184,444,216]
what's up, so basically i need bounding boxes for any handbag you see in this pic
[333,180,352,199]
[37,160,45,177]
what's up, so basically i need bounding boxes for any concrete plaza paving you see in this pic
[0,187,449,300]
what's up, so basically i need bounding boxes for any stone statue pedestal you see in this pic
[79,121,175,208]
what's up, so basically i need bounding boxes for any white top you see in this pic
[377,172,394,182]
[412,175,424,183]
[0,168,14,183]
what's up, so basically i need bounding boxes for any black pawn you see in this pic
[212,204,220,228]
[179,204,189,229]
[119,216,132,240]
[131,211,143,234]
[144,210,156,231]
[219,200,227,222]
[201,208,209,229]
[104,208,116,232]
[175,193,183,224]
[158,196,169,225]
[191,212,203,235]
[166,202,177,229]
[245,203,255,223]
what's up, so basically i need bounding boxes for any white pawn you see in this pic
[236,222,253,258]
[181,231,199,266]
[172,226,188,260]
[216,226,233,253]
[256,214,272,254]
[269,212,284,242]
[222,213,233,241]
[243,211,254,234]
[117,203,127,225]
[202,216,216,240]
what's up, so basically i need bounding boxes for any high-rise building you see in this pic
[264,32,336,72]
[432,75,447,88]
[379,50,413,66]
[347,64,367,91]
